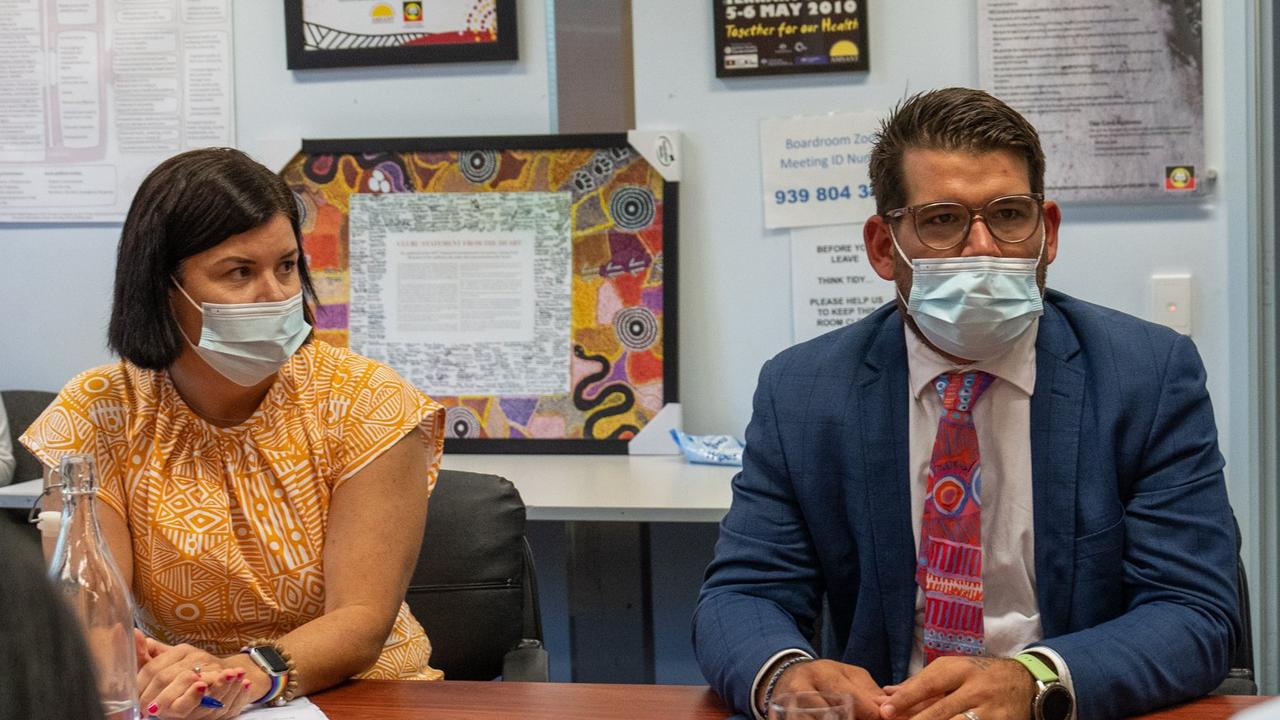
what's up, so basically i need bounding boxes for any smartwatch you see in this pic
[1012,652,1073,720]
[243,644,290,705]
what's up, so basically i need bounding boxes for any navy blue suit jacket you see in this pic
[694,291,1240,719]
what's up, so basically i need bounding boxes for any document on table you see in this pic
[239,697,328,720]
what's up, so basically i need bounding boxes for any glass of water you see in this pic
[768,691,854,720]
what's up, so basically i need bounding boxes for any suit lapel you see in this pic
[1029,299,1084,637]
[853,311,915,681]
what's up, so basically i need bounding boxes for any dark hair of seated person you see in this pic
[106,146,318,369]
[0,521,105,720]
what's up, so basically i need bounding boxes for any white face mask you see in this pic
[893,228,1045,361]
[173,279,312,386]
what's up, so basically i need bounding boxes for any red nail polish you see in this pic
[243,680,252,689]
[146,703,159,715]
[196,683,208,693]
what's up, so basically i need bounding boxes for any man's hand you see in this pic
[764,659,886,720]
[878,656,1035,720]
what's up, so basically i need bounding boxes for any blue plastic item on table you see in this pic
[670,429,744,466]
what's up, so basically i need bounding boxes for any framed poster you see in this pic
[978,0,1204,202]
[282,135,678,454]
[712,0,869,78]
[284,0,517,69]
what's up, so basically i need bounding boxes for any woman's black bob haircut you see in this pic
[108,147,317,369]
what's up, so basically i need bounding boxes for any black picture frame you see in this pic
[284,134,679,455]
[284,0,518,70]
[712,0,869,78]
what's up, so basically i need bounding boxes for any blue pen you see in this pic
[200,696,225,709]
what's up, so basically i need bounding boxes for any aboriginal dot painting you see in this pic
[281,137,677,452]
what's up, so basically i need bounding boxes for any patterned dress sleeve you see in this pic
[18,367,132,520]
[329,359,445,494]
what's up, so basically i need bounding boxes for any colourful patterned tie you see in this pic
[918,370,996,663]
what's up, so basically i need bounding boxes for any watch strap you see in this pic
[1013,652,1060,684]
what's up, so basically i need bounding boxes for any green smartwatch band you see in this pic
[1013,652,1073,720]
[1013,652,1059,682]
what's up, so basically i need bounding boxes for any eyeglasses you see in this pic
[883,193,1044,251]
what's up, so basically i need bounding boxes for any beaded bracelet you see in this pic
[760,656,815,717]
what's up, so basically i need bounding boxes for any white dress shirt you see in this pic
[905,320,1075,709]
[0,402,14,486]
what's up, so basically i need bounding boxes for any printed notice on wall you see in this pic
[713,0,869,77]
[978,0,1204,202]
[761,111,880,229]
[348,192,573,397]
[791,224,890,343]
[0,0,235,222]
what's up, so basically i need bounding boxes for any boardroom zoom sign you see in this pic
[713,0,869,78]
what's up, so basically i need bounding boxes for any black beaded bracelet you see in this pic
[760,656,815,717]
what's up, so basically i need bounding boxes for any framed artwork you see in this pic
[712,0,869,77]
[284,0,517,69]
[281,135,679,454]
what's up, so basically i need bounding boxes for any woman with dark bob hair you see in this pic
[21,148,445,718]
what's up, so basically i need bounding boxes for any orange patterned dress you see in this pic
[21,339,445,680]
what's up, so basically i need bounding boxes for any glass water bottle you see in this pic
[49,454,141,720]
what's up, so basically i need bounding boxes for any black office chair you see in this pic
[1,390,57,487]
[405,469,548,681]
[1212,515,1257,695]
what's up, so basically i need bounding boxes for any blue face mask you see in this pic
[893,229,1045,361]
[174,280,312,386]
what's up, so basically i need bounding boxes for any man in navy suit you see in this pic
[693,88,1240,720]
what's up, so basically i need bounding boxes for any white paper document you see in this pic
[978,0,1204,202]
[0,0,234,222]
[239,697,329,720]
[349,192,573,397]
[791,224,891,344]
[760,111,880,229]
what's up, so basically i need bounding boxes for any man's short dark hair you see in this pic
[868,88,1046,215]
[108,147,317,369]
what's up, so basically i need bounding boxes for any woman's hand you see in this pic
[135,636,255,719]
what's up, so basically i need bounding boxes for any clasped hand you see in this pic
[774,656,1035,720]
[133,630,255,719]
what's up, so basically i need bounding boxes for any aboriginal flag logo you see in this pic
[1165,166,1196,191]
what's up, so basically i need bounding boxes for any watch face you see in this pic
[252,646,289,674]
[1037,684,1073,720]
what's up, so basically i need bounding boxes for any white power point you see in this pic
[1150,274,1192,335]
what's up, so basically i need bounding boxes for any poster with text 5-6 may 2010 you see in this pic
[713,0,869,77]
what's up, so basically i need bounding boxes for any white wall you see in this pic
[0,0,551,389]
[632,0,1264,668]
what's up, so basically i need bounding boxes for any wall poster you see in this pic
[712,0,869,78]
[0,0,234,222]
[282,135,678,454]
[978,0,1205,202]
[791,224,890,344]
[284,0,517,69]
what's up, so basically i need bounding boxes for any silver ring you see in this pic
[962,711,980,720]
[192,664,202,674]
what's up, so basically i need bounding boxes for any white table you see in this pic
[0,455,737,521]
[0,478,41,510]
[445,454,734,522]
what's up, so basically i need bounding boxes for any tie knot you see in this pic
[934,371,995,412]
